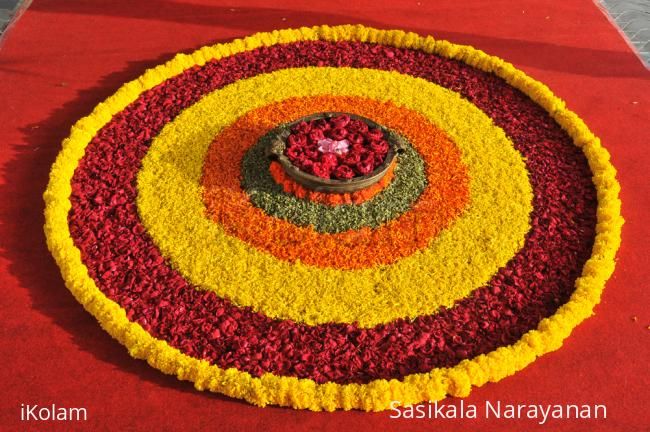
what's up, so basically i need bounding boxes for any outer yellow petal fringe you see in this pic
[43,24,624,411]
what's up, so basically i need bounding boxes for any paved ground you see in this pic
[0,1,648,67]
[596,0,650,66]
[0,0,21,34]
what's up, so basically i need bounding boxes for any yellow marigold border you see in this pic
[43,25,623,411]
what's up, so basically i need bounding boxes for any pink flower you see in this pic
[317,138,349,155]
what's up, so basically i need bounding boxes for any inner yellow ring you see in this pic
[136,67,533,327]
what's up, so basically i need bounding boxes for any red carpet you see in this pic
[1,0,648,430]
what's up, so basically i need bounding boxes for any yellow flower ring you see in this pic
[44,25,623,411]
[137,73,531,326]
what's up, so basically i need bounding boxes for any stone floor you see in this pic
[0,1,647,67]
[596,0,650,66]
[0,0,21,35]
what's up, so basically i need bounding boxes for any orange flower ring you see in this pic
[202,95,470,269]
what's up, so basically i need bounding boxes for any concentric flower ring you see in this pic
[44,25,623,411]
[140,75,531,324]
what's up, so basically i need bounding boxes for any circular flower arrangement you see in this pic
[44,25,623,411]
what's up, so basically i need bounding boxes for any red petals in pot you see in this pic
[285,114,390,179]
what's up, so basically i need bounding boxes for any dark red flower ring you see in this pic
[68,41,597,384]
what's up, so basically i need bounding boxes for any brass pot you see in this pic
[265,112,406,193]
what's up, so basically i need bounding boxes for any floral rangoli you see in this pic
[44,25,623,411]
